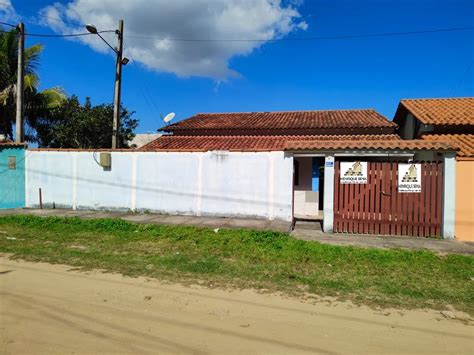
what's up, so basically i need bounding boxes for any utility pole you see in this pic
[112,19,124,149]
[15,22,24,143]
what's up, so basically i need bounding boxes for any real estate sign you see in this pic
[340,161,367,184]
[398,163,421,193]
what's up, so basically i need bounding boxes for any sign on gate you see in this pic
[340,161,367,184]
[398,163,421,192]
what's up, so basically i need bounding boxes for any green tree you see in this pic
[0,28,65,140]
[32,95,138,148]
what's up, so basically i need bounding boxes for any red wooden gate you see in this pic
[334,161,443,237]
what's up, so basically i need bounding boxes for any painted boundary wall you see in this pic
[25,150,294,221]
[455,159,474,241]
[0,146,25,209]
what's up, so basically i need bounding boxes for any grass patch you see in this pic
[0,215,473,314]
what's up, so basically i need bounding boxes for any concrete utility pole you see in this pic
[112,19,124,149]
[15,22,24,143]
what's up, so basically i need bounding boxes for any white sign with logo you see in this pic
[398,163,422,193]
[340,161,367,184]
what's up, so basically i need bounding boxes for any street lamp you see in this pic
[86,20,129,149]
[85,24,98,34]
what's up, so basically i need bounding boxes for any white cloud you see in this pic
[0,0,19,23]
[38,0,308,79]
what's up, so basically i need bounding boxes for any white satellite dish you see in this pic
[163,112,176,123]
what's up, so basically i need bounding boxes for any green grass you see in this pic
[0,215,473,314]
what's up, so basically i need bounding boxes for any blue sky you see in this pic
[10,0,474,132]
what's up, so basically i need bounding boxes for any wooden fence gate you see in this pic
[334,161,443,237]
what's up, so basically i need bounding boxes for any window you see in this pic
[8,156,16,170]
[294,160,299,186]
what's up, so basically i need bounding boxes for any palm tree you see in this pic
[0,28,65,140]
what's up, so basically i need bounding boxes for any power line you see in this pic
[26,32,92,38]
[1,16,473,41]
[0,1,114,37]
[0,27,114,37]
[126,26,474,42]
[0,21,16,28]
[18,25,474,40]
[0,0,473,42]
[128,56,164,129]
[31,11,84,28]
[0,0,83,27]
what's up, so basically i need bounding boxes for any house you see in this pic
[393,97,474,241]
[137,109,456,238]
[0,141,26,209]
[142,109,399,220]
[127,133,162,148]
[24,108,458,239]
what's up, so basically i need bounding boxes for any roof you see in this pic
[161,109,397,133]
[0,141,27,148]
[128,133,162,148]
[29,148,138,152]
[140,134,401,152]
[421,134,474,158]
[394,97,474,126]
[284,139,456,152]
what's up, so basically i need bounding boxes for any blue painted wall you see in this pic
[0,146,25,209]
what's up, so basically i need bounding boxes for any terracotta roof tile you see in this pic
[140,134,401,152]
[28,148,136,152]
[284,139,456,152]
[394,97,474,126]
[422,134,474,157]
[0,141,27,147]
[162,109,396,133]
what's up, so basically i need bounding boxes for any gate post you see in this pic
[442,152,456,239]
[323,155,335,233]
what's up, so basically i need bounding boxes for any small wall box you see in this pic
[8,156,16,170]
[99,152,111,168]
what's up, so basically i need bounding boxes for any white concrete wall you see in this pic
[25,151,293,221]
[323,155,335,232]
[442,152,456,239]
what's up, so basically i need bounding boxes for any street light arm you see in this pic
[96,32,119,54]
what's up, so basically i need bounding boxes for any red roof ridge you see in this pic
[0,142,27,147]
[139,134,403,152]
[394,97,474,126]
[194,108,380,115]
[422,133,474,137]
[157,133,400,138]
[400,97,474,102]
[421,133,474,157]
[284,139,458,152]
[162,109,396,133]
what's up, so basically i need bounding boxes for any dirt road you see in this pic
[0,257,472,354]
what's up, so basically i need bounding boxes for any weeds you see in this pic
[0,215,473,314]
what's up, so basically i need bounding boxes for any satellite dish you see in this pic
[163,112,175,123]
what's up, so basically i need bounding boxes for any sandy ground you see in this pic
[0,257,472,354]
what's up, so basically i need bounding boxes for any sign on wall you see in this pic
[340,161,367,184]
[398,163,422,193]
